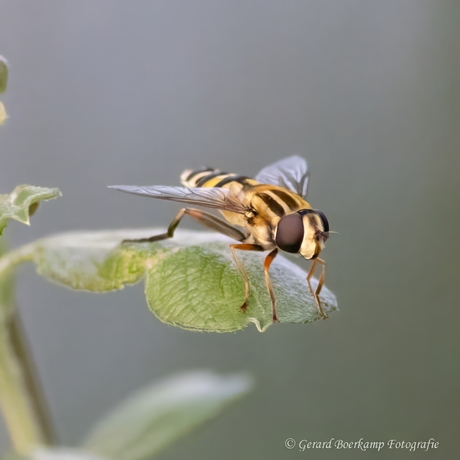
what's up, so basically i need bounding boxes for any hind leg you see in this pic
[122,208,247,243]
[229,244,265,311]
[263,249,279,322]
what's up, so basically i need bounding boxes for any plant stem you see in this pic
[0,242,36,281]
[9,309,55,444]
[0,241,54,454]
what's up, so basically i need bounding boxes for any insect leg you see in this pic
[230,244,264,311]
[306,258,327,319]
[185,209,249,241]
[263,249,279,322]
[122,208,247,243]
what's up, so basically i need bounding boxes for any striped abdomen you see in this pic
[181,166,309,219]
[181,167,257,189]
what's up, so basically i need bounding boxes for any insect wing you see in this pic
[108,185,249,214]
[255,155,310,198]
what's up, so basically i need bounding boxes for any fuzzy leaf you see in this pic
[30,229,337,332]
[0,185,61,235]
[83,371,253,460]
[1,449,105,460]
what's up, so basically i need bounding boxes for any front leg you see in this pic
[306,258,327,319]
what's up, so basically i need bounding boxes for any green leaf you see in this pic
[29,229,337,332]
[1,449,106,460]
[0,56,7,94]
[83,371,253,460]
[0,185,61,235]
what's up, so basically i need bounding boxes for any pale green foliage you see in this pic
[0,372,252,460]
[83,371,253,460]
[29,229,337,332]
[1,449,106,460]
[0,185,61,235]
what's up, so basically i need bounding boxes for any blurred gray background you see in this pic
[0,1,459,459]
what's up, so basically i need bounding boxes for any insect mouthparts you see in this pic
[315,229,329,242]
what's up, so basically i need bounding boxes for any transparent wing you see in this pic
[255,155,310,198]
[108,185,249,214]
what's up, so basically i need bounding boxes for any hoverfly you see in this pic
[109,156,330,321]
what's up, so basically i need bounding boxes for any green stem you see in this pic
[0,242,36,280]
[0,242,54,454]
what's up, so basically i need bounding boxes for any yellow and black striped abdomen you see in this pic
[250,185,310,218]
[180,167,260,228]
[180,167,258,189]
[180,167,309,218]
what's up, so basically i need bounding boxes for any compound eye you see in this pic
[276,213,304,253]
